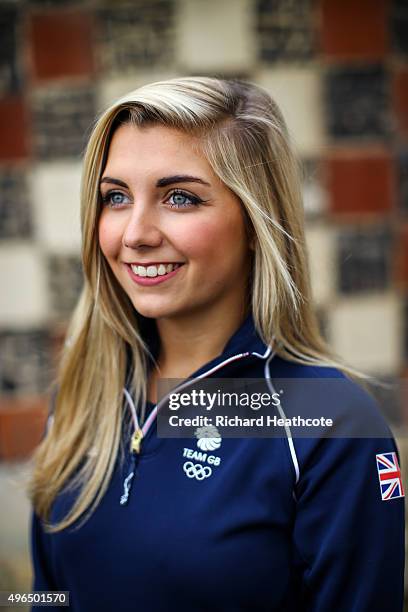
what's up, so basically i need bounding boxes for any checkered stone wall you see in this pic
[1,0,408,461]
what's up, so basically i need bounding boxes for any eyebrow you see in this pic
[99,175,211,189]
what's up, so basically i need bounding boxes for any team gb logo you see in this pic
[195,425,222,450]
[182,426,222,481]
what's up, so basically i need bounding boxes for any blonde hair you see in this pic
[29,76,372,532]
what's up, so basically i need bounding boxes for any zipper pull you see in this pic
[120,429,143,506]
[131,428,143,454]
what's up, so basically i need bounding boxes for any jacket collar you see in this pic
[126,311,271,386]
[220,311,270,360]
[175,311,271,380]
[123,313,273,447]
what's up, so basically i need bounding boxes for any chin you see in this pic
[131,300,179,320]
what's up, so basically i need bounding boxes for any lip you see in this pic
[125,263,185,286]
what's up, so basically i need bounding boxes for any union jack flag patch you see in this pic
[376,452,405,501]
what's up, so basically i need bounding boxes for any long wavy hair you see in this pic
[29,76,370,532]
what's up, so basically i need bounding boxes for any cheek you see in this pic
[175,220,215,257]
[98,212,122,259]
[175,214,247,262]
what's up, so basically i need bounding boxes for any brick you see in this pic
[336,225,392,294]
[391,0,408,55]
[325,151,395,216]
[0,330,51,395]
[256,0,315,62]
[0,169,32,239]
[315,307,329,342]
[31,86,95,160]
[0,398,48,460]
[324,65,389,138]
[256,68,325,156]
[98,0,175,72]
[29,10,94,81]
[393,68,408,136]
[320,0,388,59]
[0,244,49,327]
[98,71,180,110]
[395,225,408,288]
[0,5,20,95]
[328,293,402,374]
[30,162,82,254]
[48,254,82,320]
[397,149,408,213]
[0,97,29,161]
[302,159,328,217]
[305,222,336,306]
[176,0,255,72]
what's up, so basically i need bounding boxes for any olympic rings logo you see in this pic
[183,461,212,481]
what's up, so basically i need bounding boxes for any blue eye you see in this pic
[101,188,203,209]
[167,190,202,209]
[102,191,131,208]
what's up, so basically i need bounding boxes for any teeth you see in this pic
[130,263,180,278]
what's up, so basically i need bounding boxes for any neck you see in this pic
[155,302,248,379]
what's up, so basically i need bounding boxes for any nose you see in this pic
[122,201,163,250]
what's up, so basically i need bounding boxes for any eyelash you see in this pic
[101,189,203,209]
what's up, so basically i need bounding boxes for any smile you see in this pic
[125,262,185,286]
[130,263,182,278]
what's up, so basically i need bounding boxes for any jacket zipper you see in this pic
[120,428,143,506]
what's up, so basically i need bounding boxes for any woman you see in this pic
[29,77,405,611]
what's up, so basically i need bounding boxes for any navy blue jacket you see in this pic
[31,314,405,611]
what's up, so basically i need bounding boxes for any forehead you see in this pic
[103,123,210,176]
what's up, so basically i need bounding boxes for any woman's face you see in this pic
[98,123,252,321]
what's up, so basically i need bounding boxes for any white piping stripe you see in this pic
[251,345,272,359]
[123,387,138,430]
[264,352,300,484]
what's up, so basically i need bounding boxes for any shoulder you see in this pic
[268,359,401,495]
[268,355,392,439]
